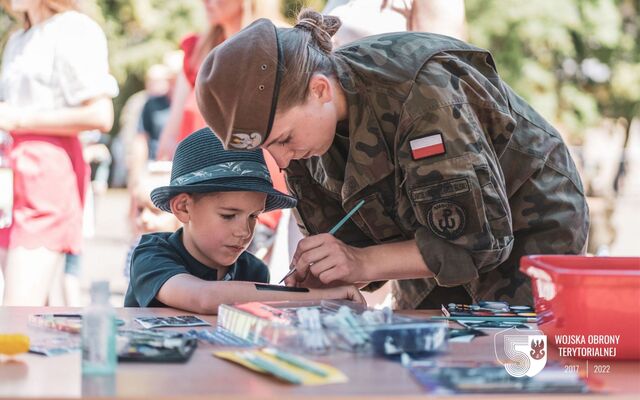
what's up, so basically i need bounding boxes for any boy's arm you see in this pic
[156,274,365,315]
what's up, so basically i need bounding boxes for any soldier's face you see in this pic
[265,75,341,169]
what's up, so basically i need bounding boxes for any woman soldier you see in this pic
[195,10,589,309]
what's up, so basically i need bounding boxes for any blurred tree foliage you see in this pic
[282,0,326,21]
[466,0,639,144]
[0,9,12,48]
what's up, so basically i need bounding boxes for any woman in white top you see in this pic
[0,0,118,306]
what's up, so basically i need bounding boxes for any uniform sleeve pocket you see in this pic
[406,153,510,246]
[474,164,508,222]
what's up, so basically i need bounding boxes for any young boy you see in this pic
[124,128,364,313]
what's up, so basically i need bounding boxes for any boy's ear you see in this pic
[169,193,191,223]
[308,74,332,103]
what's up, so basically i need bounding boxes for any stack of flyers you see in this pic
[408,360,588,394]
[28,314,83,334]
[431,302,537,329]
[29,336,80,356]
[29,313,125,334]
[443,301,536,320]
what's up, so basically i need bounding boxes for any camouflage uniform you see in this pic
[285,32,589,309]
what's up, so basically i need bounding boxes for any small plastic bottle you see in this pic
[0,130,13,229]
[82,281,117,375]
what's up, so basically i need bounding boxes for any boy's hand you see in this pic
[331,285,366,305]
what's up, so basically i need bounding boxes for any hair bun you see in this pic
[294,9,341,53]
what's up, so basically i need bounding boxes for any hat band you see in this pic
[171,161,272,186]
[265,23,283,141]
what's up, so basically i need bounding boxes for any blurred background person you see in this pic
[324,0,467,47]
[109,51,182,189]
[124,166,180,281]
[0,0,118,306]
[123,58,181,285]
[404,0,467,39]
[127,58,181,192]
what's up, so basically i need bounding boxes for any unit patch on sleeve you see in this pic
[410,132,445,160]
[427,201,466,240]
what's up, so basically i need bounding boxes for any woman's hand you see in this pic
[285,233,367,287]
[0,97,113,135]
[156,133,177,161]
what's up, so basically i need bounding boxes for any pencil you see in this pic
[278,199,366,284]
[262,348,329,377]
[241,352,303,384]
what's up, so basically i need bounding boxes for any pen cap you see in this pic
[89,281,110,304]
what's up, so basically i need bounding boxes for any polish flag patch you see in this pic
[410,132,446,160]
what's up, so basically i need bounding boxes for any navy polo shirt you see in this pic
[124,228,269,307]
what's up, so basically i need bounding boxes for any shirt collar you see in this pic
[332,55,396,203]
[168,228,237,281]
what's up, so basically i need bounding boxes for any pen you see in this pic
[52,314,82,318]
[430,316,537,323]
[262,348,329,377]
[278,199,366,284]
[241,352,303,384]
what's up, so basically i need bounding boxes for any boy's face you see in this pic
[181,191,267,269]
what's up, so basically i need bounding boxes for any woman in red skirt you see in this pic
[0,0,118,305]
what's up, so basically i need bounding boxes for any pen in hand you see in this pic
[278,199,366,284]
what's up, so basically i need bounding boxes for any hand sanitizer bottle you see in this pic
[82,281,117,375]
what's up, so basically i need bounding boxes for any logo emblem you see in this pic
[494,328,547,378]
[229,132,262,150]
[427,201,465,240]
